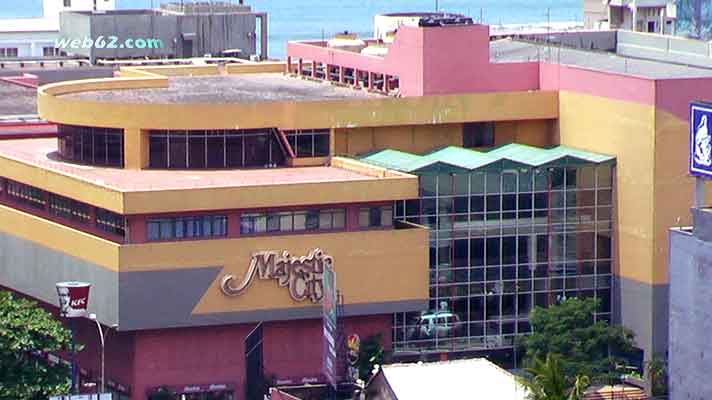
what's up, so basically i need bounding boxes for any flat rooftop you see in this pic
[491,38,712,79]
[64,73,383,104]
[0,81,37,116]
[0,138,386,192]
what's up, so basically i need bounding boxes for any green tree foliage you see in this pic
[522,298,635,383]
[0,291,72,399]
[646,354,668,397]
[518,354,590,400]
[357,334,385,381]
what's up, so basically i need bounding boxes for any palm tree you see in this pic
[518,354,591,400]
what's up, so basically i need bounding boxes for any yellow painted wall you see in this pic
[123,128,149,170]
[334,124,463,156]
[495,120,554,147]
[335,120,554,156]
[652,110,699,285]
[0,154,124,213]
[0,152,417,214]
[39,76,558,131]
[118,226,430,314]
[122,174,418,214]
[0,205,120,271]
[558,91,656,284]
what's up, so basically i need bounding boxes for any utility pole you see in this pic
[435,0,439,12]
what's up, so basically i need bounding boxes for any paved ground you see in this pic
[65,73,382,104]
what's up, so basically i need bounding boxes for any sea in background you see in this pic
[1,0,582,59]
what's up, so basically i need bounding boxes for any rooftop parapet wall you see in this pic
[287,24,540,97]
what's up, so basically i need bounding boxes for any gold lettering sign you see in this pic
[220,248,333,303]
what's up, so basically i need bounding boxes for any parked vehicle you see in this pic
[408,311,464,340]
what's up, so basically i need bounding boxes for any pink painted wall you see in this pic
[655,78,712,121]
[262,315,391,382]
[121,315,391,399]
[132,324,254,400]
[287,24,539,97]
[539,62,656,106]
[418,24,538,95]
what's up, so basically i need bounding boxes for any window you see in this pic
[57,125,124,167]
[43,47,60,57]
[0,48,19,58]
[149,129,286,169]
[49,194,91,224]
[463,122,495,148]
[285,129,331,157]
[147,215,227,241]
[63,0,71,7]
[6,180,46,209]
[359,206,393,228]
[96,208,126,238]
[240,208,346,235]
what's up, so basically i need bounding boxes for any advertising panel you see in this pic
[322,262,337,389]
[55,282,91,318]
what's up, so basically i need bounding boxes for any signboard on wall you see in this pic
[690,102,712,178]
[55,282,91,318]
[221,248,333,303]
[322,262,337,389]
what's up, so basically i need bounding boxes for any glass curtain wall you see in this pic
[58,125,124,167]
[392,162,614,354]
[148,129,286,169]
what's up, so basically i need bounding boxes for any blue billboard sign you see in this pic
[690,101,712,178]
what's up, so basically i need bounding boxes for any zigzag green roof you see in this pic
[359,144,614,173]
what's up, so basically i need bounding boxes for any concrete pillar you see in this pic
[298,58,303,76]
[286,56,292,74]
[123,128,149,170]
[384,74,390,92]
[354,69,360,87]
[368,72,374,90]
[312,61,317,78]
[339,66,345,84]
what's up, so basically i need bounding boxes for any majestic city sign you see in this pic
[220,248,333,303]
[690,101,712,178]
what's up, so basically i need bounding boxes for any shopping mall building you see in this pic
[2,14,712,400]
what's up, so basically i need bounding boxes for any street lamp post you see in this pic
[88,313,117,394]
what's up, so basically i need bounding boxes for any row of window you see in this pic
[148,129,331,169]
[57,125,125,167]
[2,179,126,239]
[0,48,19,58]
[420,166,614,197]
[144,206,393,241]
[284,130,330,158]
[403,191,613,216]
[147,216,228,241]
[240,209,346,234]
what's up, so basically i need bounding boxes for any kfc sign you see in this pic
[56,282,91,318]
